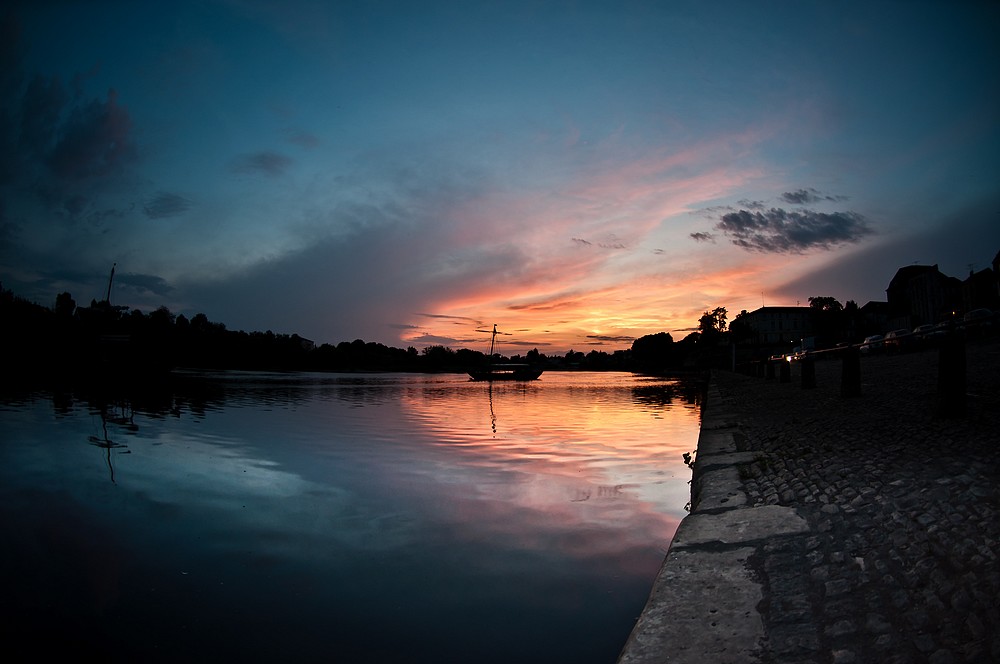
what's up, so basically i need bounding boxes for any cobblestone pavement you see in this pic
[712,339,1000,664]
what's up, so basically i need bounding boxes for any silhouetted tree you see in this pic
[54,292,76,318]
[729,309,754,345]
[422,345,457,371]
[454,348,483,368]
[808,296,845,345]
[694,307,729,368]
[631,332,674,373]
[1,283,681,378]
[698,307,727,335]
[807,296,842,312]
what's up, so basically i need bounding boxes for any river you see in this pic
[0,371,702,662]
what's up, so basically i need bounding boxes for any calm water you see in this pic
[0,371,702,662]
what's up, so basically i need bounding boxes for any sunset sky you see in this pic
[2,1,998,354]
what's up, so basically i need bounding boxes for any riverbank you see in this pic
[619,339,1000,663]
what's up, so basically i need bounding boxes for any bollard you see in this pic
[937,330,966,417]
[779,359,790,383]
[841,346,861,398]
[800,355,816,389]
[766,360,776,380]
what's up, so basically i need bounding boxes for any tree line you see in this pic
[1,283,766,381]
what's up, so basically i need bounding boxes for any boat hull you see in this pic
[468,365,542,381]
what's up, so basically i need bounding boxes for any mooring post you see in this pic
[841,346,861,398]
[800,354,816,389]
[937,328,966,418]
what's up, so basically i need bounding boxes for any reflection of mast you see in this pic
[87,400,134,484]
[488,382,496,435]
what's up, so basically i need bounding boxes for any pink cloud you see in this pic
[396,132,772,348]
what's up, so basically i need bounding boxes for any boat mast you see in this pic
[105,263,116,304]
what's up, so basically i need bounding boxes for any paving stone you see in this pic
[699,345,1000,664]
[831,649,856,663]
[824,619,856,638]
[865,613,892,634]
[823,579,851,597]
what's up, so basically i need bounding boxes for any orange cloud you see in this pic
[397,129,792,353]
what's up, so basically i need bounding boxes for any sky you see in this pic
[2,0,999,354]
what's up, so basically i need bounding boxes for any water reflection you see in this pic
[86,400,136,483]
[489,382,497,434]
[0,371,703,663]
[631,378,704,410]
[396,373,700,567]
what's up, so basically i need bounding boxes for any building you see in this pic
[885,264,962,330]
[739,306,812,346]
[994,251,1000,297]
[859,301,889,337]
[962,267,1000,314]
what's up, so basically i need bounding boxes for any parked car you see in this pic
[884,328,912,352]
[860,334,884,354]
[962,308,995,336]
[913,323,946,345]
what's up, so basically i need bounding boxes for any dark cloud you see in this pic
[176,175,526,345]
[780,188,848,205]
[405,333,463,347]
[694,201,765,220]
[46,89,136,180]
[715,207,874,253]
[144,191,192,219]
[117,272,175,297]
[572,236,625,249]
[780,188,821,205]
[508,338,554,348]
[586,334,634,344]
[0,250,176,313]
[689,232,716,243]
[230,151,292,176]
[417,313,480,325]
[35,186,130,224]
[774,193,1000,305]
[1,18,137,195]
[696,192,850,225]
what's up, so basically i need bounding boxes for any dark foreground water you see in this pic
[0,371,701,662]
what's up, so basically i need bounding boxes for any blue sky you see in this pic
[2,0,998,352]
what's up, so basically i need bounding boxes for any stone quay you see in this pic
[619,337,999,663]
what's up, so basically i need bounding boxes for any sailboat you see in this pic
[468,324,543,381]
